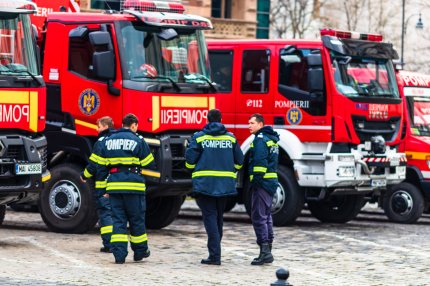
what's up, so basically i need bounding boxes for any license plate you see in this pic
[390,158,400,166]
[15,163,42,175]
[371,179,387,187]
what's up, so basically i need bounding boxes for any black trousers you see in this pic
[196,195,227,261]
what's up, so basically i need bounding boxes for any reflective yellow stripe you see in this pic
[250,142,254,148]
[253,166,267,173]
[84,169,93,178]
[90,153,107,165]
[106,182,146,191]
[250,175,253,181]
[141,169,161,178]
[95,180,107,188]
[111,234,128,243]
[264,172,278,179]
[42,171,51,182]
[192,170,236,178]
[107,157,140,165]
[196,135,236,143]
[100,225,113,235]
[234,164,242,170]
[185,162,195,169]
[130,233,148,244]
[266,141,278,147]
[140,153,154,167]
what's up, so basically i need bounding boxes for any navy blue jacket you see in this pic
[185,122,244,197]
[82,128,114,196]
[249,126,280,196]
[98,128,156,194]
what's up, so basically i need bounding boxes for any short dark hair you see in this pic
[207,109,222,123]
[122,113,138,127]
[249,113,264,125]
[96,116,114,128]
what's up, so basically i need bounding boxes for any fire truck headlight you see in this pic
[338,166,355,177]
[338,155,355,162]
[396,166,406,176]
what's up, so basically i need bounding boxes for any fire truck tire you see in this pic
[308,194,364,223]
[224,196,237,212]
[0,205,5,226]
[39,164,98,234]
[383,182,424,224]
[146,196,184,229]
[243,166,304,226]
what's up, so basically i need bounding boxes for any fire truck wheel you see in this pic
[308,194,364,223]
[39,164,98,234]
[243,166,305,226]
[0,205,5,226]
[383,182,424,224]
[224,196,237,213]
[146,196,184,229]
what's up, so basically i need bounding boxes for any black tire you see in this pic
[308,194,364,223]
[0,205,5,226]
[39,164,98,233]
[146,196,184,229]
[224,196,237,213]
[244,166,305,226]
[383,182,424,223]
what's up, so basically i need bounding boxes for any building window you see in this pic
[91,0,120,10]
[256,0,270,39]
[241,49,270,93]
[211,0,232,18]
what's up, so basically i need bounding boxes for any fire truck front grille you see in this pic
[5,145,26,160]
[352,116,401,143]
[170,142,188,180]
[0,164,13,176]
[37,146,48,172]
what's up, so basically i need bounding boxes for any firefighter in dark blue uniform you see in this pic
[98,113,155,264]
[81,116,115,253]
[185,109,244,265]
[248,113,279,266]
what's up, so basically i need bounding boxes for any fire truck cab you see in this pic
[382,71,430,223]
[0,0,49,225]
[207,29,407,225]
[39,1,214,233]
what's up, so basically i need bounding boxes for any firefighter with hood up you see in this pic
[97,113,156,264]
[185,109,244,265]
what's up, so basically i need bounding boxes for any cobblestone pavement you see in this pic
[0,202,430,286]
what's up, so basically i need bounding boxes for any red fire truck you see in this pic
[207,29,407,225]
[0,0,49,225]
[35,0,214,233]
[378,70,430,223]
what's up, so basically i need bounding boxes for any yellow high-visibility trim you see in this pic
[185,162,195,169]
[140,154,154,166]
[75,119,98,130]
[100,225,113,235]
[209,96,215,109]
[107,157,140,165]
[234,164,242,170]
[250,142,254,148]
[253,166,267,173]
[42,172,51,182]
[84,169,93,178]
[264,173,278,179]
[111,234,128,243]
[161,96,208,108]
[130,233,148,244]
[266,141,278,147]
[90,153,107,165]
[144,137,161,145]
[95,180,107,188]
[196,135,236,143]
[29,92,38,132]
[192,170,236,178]
[141,169,161,178]
[106,182,146,191]
[0,91,29,104]
[405,151,429,160]
[152,96,160,131]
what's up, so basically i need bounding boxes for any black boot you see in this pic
[269,243,272,252]
[251,243,274,265]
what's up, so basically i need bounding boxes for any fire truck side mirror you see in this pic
[93,51,115,80]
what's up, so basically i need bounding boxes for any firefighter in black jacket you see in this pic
[81,116,115,253]
[248,113,279,265]
[185,109,244,265]
[97,114,156,264]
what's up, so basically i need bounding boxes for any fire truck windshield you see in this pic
[331,54,399,99]
[0,13,38,77]
[118,21,210,89]
[404,87,430,136]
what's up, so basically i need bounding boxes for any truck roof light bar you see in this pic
[320,28,383,42]
[122,0,185,14]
